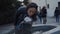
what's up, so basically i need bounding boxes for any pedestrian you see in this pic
[41,6,47,24]
[39,7,42,22]
[15,6,27,26]
[15,6,27,34]
[54,7,60,23]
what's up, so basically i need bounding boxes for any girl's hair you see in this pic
[27,3,38,11]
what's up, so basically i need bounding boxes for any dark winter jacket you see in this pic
[15,6,27,26]
[54,9,60,16]
[41,8,47,17]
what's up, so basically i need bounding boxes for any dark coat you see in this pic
[41,8,47,17]
[54,9,60,16]
[15,6,27,26]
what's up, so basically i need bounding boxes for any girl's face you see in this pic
[27,8,36,17]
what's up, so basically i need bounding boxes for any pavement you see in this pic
[0,24,14,34]
[0,17,60,34]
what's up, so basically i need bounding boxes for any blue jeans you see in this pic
[39,15,42,22]
[56,16,59,22]
[40,17,42,22]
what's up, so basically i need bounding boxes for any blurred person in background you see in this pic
[15,6,27,34]
[41,6,47,24]
[38,7,42,23]
[54,7,60,23]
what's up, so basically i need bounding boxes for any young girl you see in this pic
[16,3,41,34]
